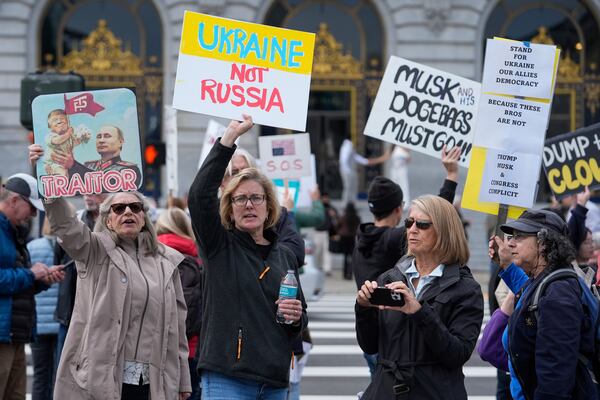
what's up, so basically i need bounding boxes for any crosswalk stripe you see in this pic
[310,314,355,321]
[300,397,495,400]
[308,307,357,313]
[311,345,362,354]
[310,331,357,339]
[309,321,355,329]
[302,366,497,378]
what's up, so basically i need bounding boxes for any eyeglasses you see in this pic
[110,202,144,215]
[505,232,537,242]
[404,217,433,230]
[232,194,266,207]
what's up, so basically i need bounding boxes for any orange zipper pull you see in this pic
[237,328,243,360]
[259,266,271,280]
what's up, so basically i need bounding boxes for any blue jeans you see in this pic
[363,353,378,379]
[201,370,287,400]
[287,382,299,400]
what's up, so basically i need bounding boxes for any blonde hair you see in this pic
[95,191,161,256]
[219,167,280,231]
[408,194,470,266]
[155,208,195,241]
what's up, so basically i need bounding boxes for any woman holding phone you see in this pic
[355,195,483,399]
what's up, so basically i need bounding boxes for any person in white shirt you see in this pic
[338,139,389,204]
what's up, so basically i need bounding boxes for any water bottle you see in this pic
[277,269,298,324]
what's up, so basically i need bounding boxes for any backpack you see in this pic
[529,265,600,387]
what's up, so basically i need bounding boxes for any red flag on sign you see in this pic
[64,93,105,116]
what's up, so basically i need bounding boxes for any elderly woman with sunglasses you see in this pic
[187,115,307,400]
[356,195,483,400]
[27,145,192,400]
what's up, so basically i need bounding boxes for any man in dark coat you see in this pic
[0,174,64,399]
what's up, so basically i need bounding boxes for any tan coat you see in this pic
[45,198,191,399]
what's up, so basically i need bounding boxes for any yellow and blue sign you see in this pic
[173,11,316,131]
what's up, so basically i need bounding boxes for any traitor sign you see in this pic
[364,56,481,167]
[258,133,311,179]
[32,88,143,198]
[173,11,316,131]
[543,124,600,199]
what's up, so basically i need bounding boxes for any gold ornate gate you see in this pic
[308,23,383,197]
[55,19,162,138]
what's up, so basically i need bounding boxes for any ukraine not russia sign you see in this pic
[173,11,316,131]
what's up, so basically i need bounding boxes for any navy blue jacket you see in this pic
[0,212,36,342]
[507,267,597,400]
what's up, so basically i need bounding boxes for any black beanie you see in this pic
[367,177,403,214]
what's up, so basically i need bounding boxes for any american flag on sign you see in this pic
[272,139,296,156]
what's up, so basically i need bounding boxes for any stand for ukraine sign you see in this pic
[462,38,560,217]
[173,11,316,131]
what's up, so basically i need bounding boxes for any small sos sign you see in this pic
[258,133,312,179]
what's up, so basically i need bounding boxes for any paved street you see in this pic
[301,293,496,399]
[23,293,497,400]
[23,251,497,399]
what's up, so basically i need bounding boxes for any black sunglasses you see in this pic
[404,217,433,230]
[110,202,144,215]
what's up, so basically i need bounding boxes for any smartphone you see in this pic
[370,287,405,307]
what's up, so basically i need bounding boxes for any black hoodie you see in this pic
[352,179,457,289]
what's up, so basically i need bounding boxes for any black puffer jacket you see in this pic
[188,139,307,388]
[356,256,483,400]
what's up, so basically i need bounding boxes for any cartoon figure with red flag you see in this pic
[32,88,144,198]
[44,108,91,176]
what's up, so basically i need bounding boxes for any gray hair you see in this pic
[94,191,162,256]
[225,147,257,177]
[0,187,18,202]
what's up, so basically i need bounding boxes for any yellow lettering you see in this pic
[589,157,600,181]
[575,159,593,186]
[561,165,580,190]
[547,168,566,194]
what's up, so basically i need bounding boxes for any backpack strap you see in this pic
[528,269,579,320]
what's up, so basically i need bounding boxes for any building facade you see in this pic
[1,0,599,201]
